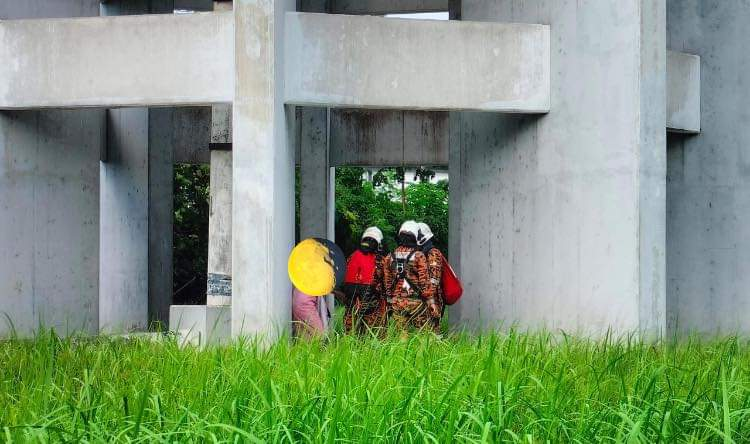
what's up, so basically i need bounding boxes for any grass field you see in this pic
[2,328,750,443]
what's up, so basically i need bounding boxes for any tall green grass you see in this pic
[2,329,750,443]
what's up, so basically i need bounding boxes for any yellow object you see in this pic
[288,239,335,296]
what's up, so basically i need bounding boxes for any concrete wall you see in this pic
[0,0,102,337]
[666,0,750,335]
[451,0,666,336]
[284,12,550,112]
[99,109,150,332]
[0,110,103,336]
[0,12,234,109]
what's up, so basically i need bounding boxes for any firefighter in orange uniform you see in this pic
[417,222,446,331]
[382,221,441,332]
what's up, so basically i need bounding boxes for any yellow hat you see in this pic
[287,238,345,296]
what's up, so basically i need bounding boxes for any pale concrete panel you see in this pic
[207,150,232,307]
[329,110,448,166]
[667,51,701,134]
[170,305,231,346]
[99,109,149,333]
[284,12,550,112]
[0,110,102,336]
[453,0,666,336]
[666,0,750,336]
[0,12,234,109]
[233,0,297,339]
[637,0,667,337]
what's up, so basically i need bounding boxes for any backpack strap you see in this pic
[390,250,420,298]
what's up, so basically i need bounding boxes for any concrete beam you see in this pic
[329,109,448,166]
[667,50,701,134]
[0,12,233,109]
[284,12,550,112]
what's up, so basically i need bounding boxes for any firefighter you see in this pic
[417,222,446,330]
[338,227,387,334]
[382,221,440,332]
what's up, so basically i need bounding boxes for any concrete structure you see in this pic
[666,0,750,335]
[5,0,750,340]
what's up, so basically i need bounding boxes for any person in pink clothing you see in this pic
[292,286,325,338]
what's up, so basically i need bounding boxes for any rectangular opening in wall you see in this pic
[173,163,209,305]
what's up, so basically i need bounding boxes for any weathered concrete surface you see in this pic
[284,12,550,112]
[0,0,100,18]
[667,51,701,134]
[330,110,448,166]
[451,0,666,336]
[233,0,297,338]
[99,109,150,333]
[0,0,102,337]
[298,107,335,328]
[100,0,175,15]
[0,12,234,109]
[211,104,233,146]
[299,108,332,240]
[207,150,232,306]
[148,109,175,327]
[299,0,448,14]
[0,110,103,336]
[172,107,211,164]
[666,0,750,335]
[170,305,231,346]
[100,108,178,332]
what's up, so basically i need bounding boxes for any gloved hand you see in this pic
[426,298,441,319]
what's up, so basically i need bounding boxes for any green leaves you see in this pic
[335,167,449,255]
[3,331,750,442]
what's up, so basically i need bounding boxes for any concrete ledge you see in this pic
[169,305,231,347]
[667,50,700,134]
[284,13,550,112]
[0,12,233,109]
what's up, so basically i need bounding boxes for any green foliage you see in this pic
[173,164,210,304]
[3,330,750,442]
[335,167,449,255]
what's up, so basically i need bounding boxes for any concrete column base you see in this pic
[169,305,231,346]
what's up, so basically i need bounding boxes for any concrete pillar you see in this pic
[233,0,297,338]
[299,107,335,328]
[666,0,750,335]
[0,0,102,337]
[453,0,666,336]
[99,1,175,332]
[207,104,233,306]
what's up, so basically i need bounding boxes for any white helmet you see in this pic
[417,222,434,246]
[398,220,420,238]
[361,226,383,244]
